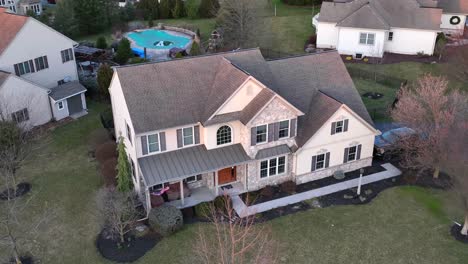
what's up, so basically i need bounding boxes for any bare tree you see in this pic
[391,74,466,178]
[448,44,468,83]
[95,187,140,244]
[216,0,269,49]
[195,195,278,264]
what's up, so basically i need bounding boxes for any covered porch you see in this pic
[138,144,251,210]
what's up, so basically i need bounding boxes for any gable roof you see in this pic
[319,0,442,31]
[0,8,28,55]
[116,49,374,145]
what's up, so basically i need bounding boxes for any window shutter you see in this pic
[344,119,349,132]
[23,108,29,121]
[14,64,20,76]
[70,49,74,61]
[176,129,183,148]
[44,56,49,68]
[290,118,297,137]
[159,132,166,151]
[273,122,280,141]
[29,60,35,73]
[357,144,362,160]
[268,123,275,142]
[141,135,148,155]
[61,50,65,63]
[250,127,256,146]
[325,152,330,168]
[34,58,39,71]
[194,125,200,144]
[343,147,349,163]
[331,122,336,135]
[311,155,317,172]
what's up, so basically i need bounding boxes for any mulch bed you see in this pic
[0,182,31,200]
[362,92,384,99]
[450,224,468,244]
[96,229,161,263]
[241,163,386,206]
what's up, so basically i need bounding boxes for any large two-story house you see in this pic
[0,8,86,128]
[314,0,468,58]
[109,49,379,211]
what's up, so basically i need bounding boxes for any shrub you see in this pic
[260,186,275,199]
[308,34,317,45]
[280,181,296,194]
[190,41,202,56]
[95,141,117,164]
[97,64,113,99]
[148,204,183,236]
[96,36,108,49]
[346,56,352,61]
[101,158,118,187]
[116,137,133,193]
[88,128,111,153]
[194,202,211,218]
[114,38,133,65]
[213,195,232,214]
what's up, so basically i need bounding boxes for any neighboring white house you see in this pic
[314,0,454,58]
[0,0,42,15]
[109,48,379,212]
[436,0,468,36]
[0,7,87,128]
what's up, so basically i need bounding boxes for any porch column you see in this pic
[180,180,184,205]
[214,171,219,196]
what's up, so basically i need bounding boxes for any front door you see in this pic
[217,167,237,185]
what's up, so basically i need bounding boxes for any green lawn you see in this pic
[1,101,467,263]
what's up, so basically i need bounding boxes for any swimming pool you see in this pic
[127,29,191,50]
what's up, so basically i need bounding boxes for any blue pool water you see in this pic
[127,30,191,50]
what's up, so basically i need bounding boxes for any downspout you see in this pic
[46,91,56,121]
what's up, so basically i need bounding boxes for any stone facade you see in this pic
[246,153,295,191]
[295,157,373,184]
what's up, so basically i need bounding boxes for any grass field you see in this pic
[1,102,467,263]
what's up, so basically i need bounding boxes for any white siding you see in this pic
[50,98,69,121]
[295,107,376,176]
[0,18,78,89]
[316,22,340,49]
[337,28,386,57]
[441,14,467,35]
[384,28,438,55]
[0,76,52,128]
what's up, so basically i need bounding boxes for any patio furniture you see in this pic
[150,194,164,208]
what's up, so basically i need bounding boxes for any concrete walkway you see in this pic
[231,163,401,218]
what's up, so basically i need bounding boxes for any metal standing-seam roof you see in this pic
[138,144,251,186]
[255,144,291,160]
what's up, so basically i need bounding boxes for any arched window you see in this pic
[217,125,232,145]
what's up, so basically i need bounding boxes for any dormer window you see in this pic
[217,125,232,145]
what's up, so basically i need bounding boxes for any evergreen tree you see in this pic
[53,0,79,38]
[172,0,186,19]
[190,41,202,56]
[114,38,133,65]
[96,63,113,99]
[116,137,133,193]
[159,0,171,19]
[137,0,159,20]
[74,0,104,35]
[199,0,219,18]
[96,36,108,49]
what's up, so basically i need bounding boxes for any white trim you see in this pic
[57,101,64,110]
[278,119,290,139]
[182,126,195,147]
[50,90,86,102]
[147,133,161,154]
[313,153,327,171]
[359,32,375,45]
[254,123,268,145]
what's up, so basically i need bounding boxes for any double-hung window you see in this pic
[388,32,394,41]
[57,101,64,110]
[315,154,325,170]
[256,125,267,144]
[185,174,202,183]
[61,48,74,63]
[335,120,344,133]
[183,127,194,146]
[11,108,29,123]
[260,156,286,178]
[34,56,49,71]
[359,33,375,45]
[348,146,357,161]
[147,134,160,153]
[332,119,348,135]
[278,120,290,139]
[14,60,35,76]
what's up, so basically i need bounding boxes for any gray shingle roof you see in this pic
[255,144,291,160]
[49,81,87,101]
[138,144,251,186]
[437,0,468,14]
[319,0,442,31]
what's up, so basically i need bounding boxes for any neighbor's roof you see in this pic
[49,81,87,101]
[0,8,28,55]
[139,144,251,186]
[319,0,442,31]
[116,49,373,148]
[437,0,468,14]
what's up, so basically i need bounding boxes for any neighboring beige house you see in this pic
[0,0,42,15]
[109,48,379,211]
[0,7,87,128]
